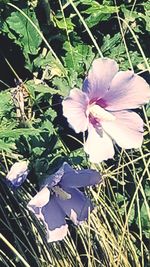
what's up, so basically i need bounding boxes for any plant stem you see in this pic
[0,233,30,267]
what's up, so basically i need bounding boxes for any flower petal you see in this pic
[56,188,93,224]
[27,187,50,210]
[43,162,101,189]
[6,161,29,188]
[83,58,118,101]
[102,111,144,149]
[62,88,89,133]
[28,195,68,242]
[84,124,115,163]
[104,71,150,111]
[60,167,101,188]
[42,198,68,242]
[41,164,65,188]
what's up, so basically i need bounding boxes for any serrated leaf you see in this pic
[26,80,60,96]
[44,108,57,121]
[101,33,122,53]
[63,41,95,77]
[52,77,70,96]
[0,128,41,139]
[121,4,150,32]
[82,2,118,28]
[40,120,54,133]
[0,139,16,153]
[52,16,75,32]
[33,51,65,78]
[3,8,42,55]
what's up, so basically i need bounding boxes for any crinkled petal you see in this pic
[56,188,93,224]
[28,195,68,242]
[104,71,150,111]
[84,124,115,163]
[62,88,89,133]
[83,58,118,101]
[60,167,101,188]
[6,161,29,188]
[101,111,144,149]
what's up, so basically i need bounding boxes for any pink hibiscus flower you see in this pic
[62,58,150,163]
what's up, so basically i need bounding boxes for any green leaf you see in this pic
[40,120,54,133]
[101,33,123,54]
[82,1,118,28]
[52,77,70,96]
[33,51,65,78]
[1,7,42,69]
[63,41,95,77]
[26,80,60,97]
[4,8,42,55]
[116,193,127,204]
[143,3,150,32]
[52,16,75,32]
[0,91,13,119]
[101,33,144,70]
[44,108,57,122]
[121,4,150,32]
[128,204,136,226]
[0,128,41,139]
[0,139,16,153]
[137,203,150,239]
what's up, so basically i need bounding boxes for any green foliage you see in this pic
[26,79,60,97]
[33,50,65,80]
[5,10,41,54]
[0,139,16,153]
[81,0,118,28]
[52,15,75,32]
[101,33,145,70]
[2,7,42,70]
[121,2,150,32]
[63,41,94,72]
[0,91,13,119]
[138,202,150,239]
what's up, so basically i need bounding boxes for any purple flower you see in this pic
[6,161,29,188]
[62,58,150,163]
[27,162,101,242]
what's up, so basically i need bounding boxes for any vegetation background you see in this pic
[0,0,149,266]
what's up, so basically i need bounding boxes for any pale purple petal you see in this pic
[56,188,93,224]
[27,187,50,211]
[84,124,115,163]
[44,162,101,189]
[6,161,29,188]
[28,194,68,242]
[41,163,65,188]
[104,71,150,111]
[101,111,144,149]
[62,88,89,133]
[60,168,101,188]
[83,58,118,101]
[41,198,68,242]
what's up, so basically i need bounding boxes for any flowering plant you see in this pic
[6,161,29,188]
[63,58,150,162]
[27,162,101,242]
